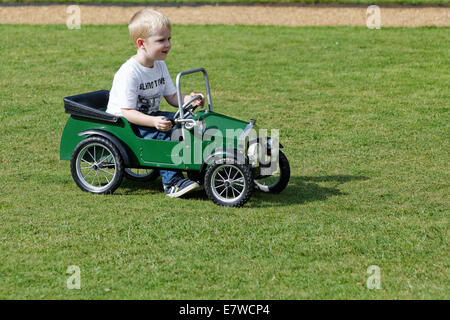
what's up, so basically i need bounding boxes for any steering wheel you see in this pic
[174,94,204,120]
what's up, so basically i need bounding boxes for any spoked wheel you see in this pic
[124,168,159,182]
[254,150,290,194]
[70,136,124,194]
[205,159,253,207]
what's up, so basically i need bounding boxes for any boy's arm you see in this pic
[164,93,182,108]
[165,92,204,108]
[122,108,172,132]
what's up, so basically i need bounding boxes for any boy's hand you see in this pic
[186,92,205,107]
[154,116,173,132]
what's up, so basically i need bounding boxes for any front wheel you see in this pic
[70,136,124,194]
[205,159,253,207]
[254,150,290,193]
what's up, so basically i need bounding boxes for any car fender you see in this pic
[78,129,132,167]
[200,148,249,173]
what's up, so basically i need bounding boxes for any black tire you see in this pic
[254,150,290,194]
[70,136,124,194]
[124,168,159,182]
[204,158,253,207]
[187,170,204,185]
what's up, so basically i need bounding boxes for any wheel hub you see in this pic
[210,164,248,203]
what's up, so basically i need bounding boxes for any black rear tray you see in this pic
[64,90,119,123]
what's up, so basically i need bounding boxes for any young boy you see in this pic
[106,8,204,198]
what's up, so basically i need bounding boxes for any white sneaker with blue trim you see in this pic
[164,178,200,198]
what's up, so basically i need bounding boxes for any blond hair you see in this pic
[128,9,171,48]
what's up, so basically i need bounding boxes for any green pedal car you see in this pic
[60,68,290,207]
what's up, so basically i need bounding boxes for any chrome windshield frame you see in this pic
[175,68,213,119]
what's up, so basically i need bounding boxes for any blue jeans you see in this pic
[133,111,183,186]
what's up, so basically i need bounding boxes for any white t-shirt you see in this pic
[106,58,177,117]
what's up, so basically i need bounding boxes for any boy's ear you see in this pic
[136,38,144,48]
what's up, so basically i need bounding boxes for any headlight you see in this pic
[247,142,259,167]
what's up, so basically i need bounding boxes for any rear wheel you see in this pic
[70,136,124,194]
[205,159,253,207]
[124,168,159,182]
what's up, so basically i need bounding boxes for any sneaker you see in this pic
[164,178,200,198]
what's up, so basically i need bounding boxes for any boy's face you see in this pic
[138,26,171,61]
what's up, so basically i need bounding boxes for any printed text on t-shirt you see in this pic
[138,77,166,91]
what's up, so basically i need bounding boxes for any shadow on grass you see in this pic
[250,175,369,207]
[119,174,369,207]
[119,177,163,195]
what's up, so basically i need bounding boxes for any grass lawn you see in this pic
[1,0,449,6]
[0,24,448,299]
